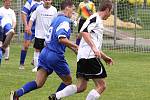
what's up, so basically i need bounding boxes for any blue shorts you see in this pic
[38,47,70,76]
[24,29,35,40]
[3,23,14,35]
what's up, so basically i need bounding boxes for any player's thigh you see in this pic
[23,39,31,48]
[54,60,72,83]
[93,78,106,89]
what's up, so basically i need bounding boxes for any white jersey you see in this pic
[77,13,104,61]
[0,7,16,26]
[30,5,57,39]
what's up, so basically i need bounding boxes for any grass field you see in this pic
[0,43,150,100]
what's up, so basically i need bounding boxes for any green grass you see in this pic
[0,43,150,100]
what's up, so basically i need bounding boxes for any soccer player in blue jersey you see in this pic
[10,0,78,100]
[19,0,43,69]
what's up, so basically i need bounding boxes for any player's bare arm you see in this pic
[81,32,101,58]
[21,12,29,33]
[26,20,33,35]
[59,37,78,54]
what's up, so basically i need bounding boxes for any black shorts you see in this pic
[78,18,86,33]
[33,37,45,51]
[76,58,107,80]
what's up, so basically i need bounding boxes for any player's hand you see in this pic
[104,56,113,65]
[25,25,32,35]
[24,25,29,33]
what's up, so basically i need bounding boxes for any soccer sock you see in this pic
[56,85,77,99]
[86,89,100,100]
[56,82,68,92]
[20,50,27,65]
[4,46,10,59]
[34,51,40,67]
[76,38,81,45]
[0,48,2,64]
[15,81,37,97]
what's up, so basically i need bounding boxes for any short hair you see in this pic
[60,0,73,10]
[99,0,113,11]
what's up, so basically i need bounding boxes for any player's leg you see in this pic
[49,77,88,100]
[11,68,49,99]
[86,58,107,100]
[2,23,15,50]
[86,79,106,100]
[11,47,51,99]
[4,45,10,61]
[19,32,32,69]
[52,58,75,92]
[49,58,89,100]
[32,37,45,72]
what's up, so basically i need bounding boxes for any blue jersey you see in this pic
[22,0,43,30]
[45,14,72,55]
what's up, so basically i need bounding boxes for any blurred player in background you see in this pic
[76,0,96,45]
[19,0,43,69]
[10,0,78,100]
[27,0,57,72]
[0,0,16,64]
[49,0,113,100]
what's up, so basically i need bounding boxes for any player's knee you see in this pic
[36,82,44,88]
[23,47,28,51]
[77,85,87,93]
[63,77,72,85]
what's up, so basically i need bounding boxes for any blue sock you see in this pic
[76,38,81,45]
[0,48,2,64]
[20,50,27,65]
[56,82,67,92]
[15,81,37,97]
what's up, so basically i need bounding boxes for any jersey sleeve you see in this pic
[22,0,31,14]
[80,16,96,33]
[56,21,70,39]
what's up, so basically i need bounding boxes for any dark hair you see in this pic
[60,0,73,10]
[99,0,113,11]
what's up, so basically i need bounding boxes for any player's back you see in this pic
[45,14,71,55]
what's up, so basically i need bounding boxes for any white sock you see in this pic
[4,46,10,59]
[56,85,77,99]
[86,89,100,100]
[34,51,40,67]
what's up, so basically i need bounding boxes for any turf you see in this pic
[0,43,150,100]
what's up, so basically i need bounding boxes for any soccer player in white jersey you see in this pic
[10,0,78,100]
[0,0,16,64]
[49,0,113,100]
[27,0,57,72]
[19,0,43,69]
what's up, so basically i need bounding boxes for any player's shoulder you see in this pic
[35,4,43,10]
[26,0,33,5]
[50,6,57,11]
